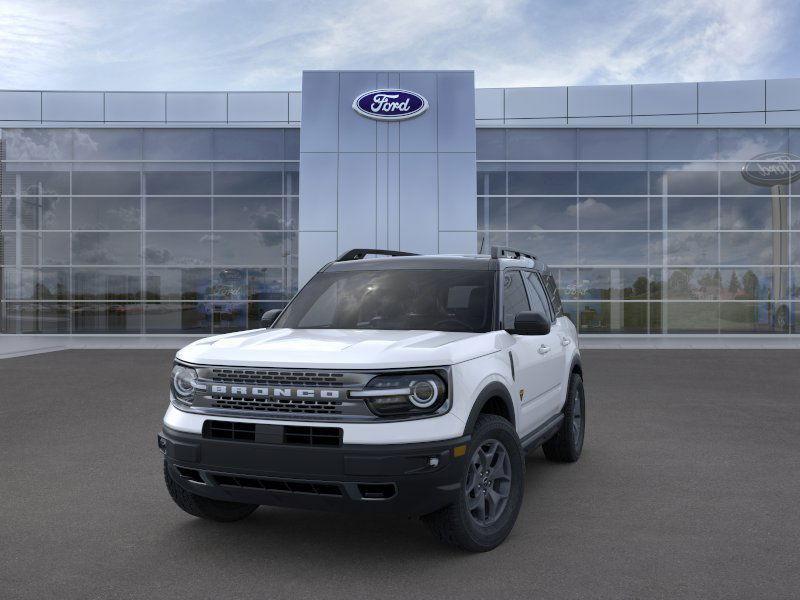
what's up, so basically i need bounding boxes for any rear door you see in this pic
[501,270,561,436]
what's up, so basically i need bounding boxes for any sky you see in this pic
[0,0,798,91]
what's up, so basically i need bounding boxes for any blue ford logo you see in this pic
[352,89,428,121]
[742,152,800,186]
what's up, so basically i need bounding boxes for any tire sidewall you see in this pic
[565,375,585,459]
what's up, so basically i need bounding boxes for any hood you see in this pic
[176,328,501,369]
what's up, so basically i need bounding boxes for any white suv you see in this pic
[159,246,584,551]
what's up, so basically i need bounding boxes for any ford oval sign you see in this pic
[353,89,428,121]
[741,152,800,187]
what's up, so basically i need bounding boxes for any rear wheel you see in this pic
[163,461,258,522]
[422,414,524,552]
[542,373,585,463]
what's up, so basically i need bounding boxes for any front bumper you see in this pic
[159,425,470,516]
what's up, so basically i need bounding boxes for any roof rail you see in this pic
[336,248,418,262]
[490,246,537,261]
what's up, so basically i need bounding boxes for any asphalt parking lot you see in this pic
[2,349,799,599]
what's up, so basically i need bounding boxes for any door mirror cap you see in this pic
[260,309,283,328]
[510,311,551,335]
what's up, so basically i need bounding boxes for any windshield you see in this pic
[274,269,495,332]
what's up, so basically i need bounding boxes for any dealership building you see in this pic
[1,70,799,342]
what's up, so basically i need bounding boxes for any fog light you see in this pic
[157,434,167,452]
[428,457,439,468]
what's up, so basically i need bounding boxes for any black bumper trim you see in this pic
[159,425,470,516]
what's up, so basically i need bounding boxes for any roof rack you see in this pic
[336,248,419,262]
[490,246,537,261]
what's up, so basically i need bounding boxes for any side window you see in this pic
[544,273,564,317]
[502,271,530,328]
[522,272,552,321]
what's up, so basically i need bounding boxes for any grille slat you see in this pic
[210,473,343,497]
[209,368,347,387]
[210,395,342,415]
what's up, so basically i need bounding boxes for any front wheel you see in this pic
[422,414,525,552]
[542,372,585,463]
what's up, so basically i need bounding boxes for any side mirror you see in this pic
[260,309,283,328]
[510,311,550,336]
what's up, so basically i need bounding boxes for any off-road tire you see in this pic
[542,373,585,463]
[163,461,258,522]
[421,414,525,552]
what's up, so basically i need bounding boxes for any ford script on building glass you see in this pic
[158,247,585,551]
[352,89,428,120]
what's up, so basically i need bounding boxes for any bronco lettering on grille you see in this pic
[209,384,341,400]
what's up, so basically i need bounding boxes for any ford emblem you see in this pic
[741,152,800,187]
[352,89,428,121]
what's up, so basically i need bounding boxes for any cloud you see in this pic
[0,0,795,90]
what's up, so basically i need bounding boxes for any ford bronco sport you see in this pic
[159,246,585,551]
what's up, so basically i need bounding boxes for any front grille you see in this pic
[210,474,343,497]
[284,425,342,447]
[209,368,347,387]
[210,395,343,415]
[203,420,256,441]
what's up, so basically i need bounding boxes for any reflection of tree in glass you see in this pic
[728,271,741,296]
[742,270,759,300]
[631,276,648,300]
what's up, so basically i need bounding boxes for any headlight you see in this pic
[171,364,198,405]
[351,372,448,418]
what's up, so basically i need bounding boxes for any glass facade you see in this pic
[0,128,299,334]
[478,128,800,335]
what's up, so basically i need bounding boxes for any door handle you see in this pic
[538,344,551,355]
[561,337,571,346]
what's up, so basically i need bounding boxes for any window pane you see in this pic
[213,302,247,332]
[72,232,140,265]
[718,129,788,160]
[213,129,283,160]
[143,129,213,160]
[720,302,780,333]
[648,129,718,161]
[650,197,663,229]
[72,268,141,300]
[145,232,212,265]
[213,232,293,266]
[508,169,576,195]
[579,171,647,195]
[521,271,550,318]
[4,129,72,160]
[2,302,70,333]
[477,197,506,230]
[284,163,299,196]
[213,169,283,195]
[145,268,212,300]
[72,197,140,230]
[666,268,720,300]
[720,168,774,195]
[578,197,647,230]
[477,129,505,160]
[72,171,140,196]
[213,197,284,230]
[144,303,211,333]
[502,271,530,327]
[144,171,211,195]
[577,302,647,333]
[145,197,211,230]
[579,233,649,265]
[73,129,141,160]
[720,197,786,230]
[507,129,576,160]
[666,232,718,264]
[578,129,646,160]
[19,232,70,265]
[577,268,649,300]
[1,197,17,227]
[667,197,718,230]
[7,268,69,300]
[20,197,69,230]
[720,232,777,265]
[11,170,70,195]
[285,129,300,159]
[477,165,506,195]
[664,302,719,333]
[719,267,786,301]
[245,268,289,300]
[508,197,576,230]
[73,303,142,333]
[508,232,577,265]
[650,170,717,195]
